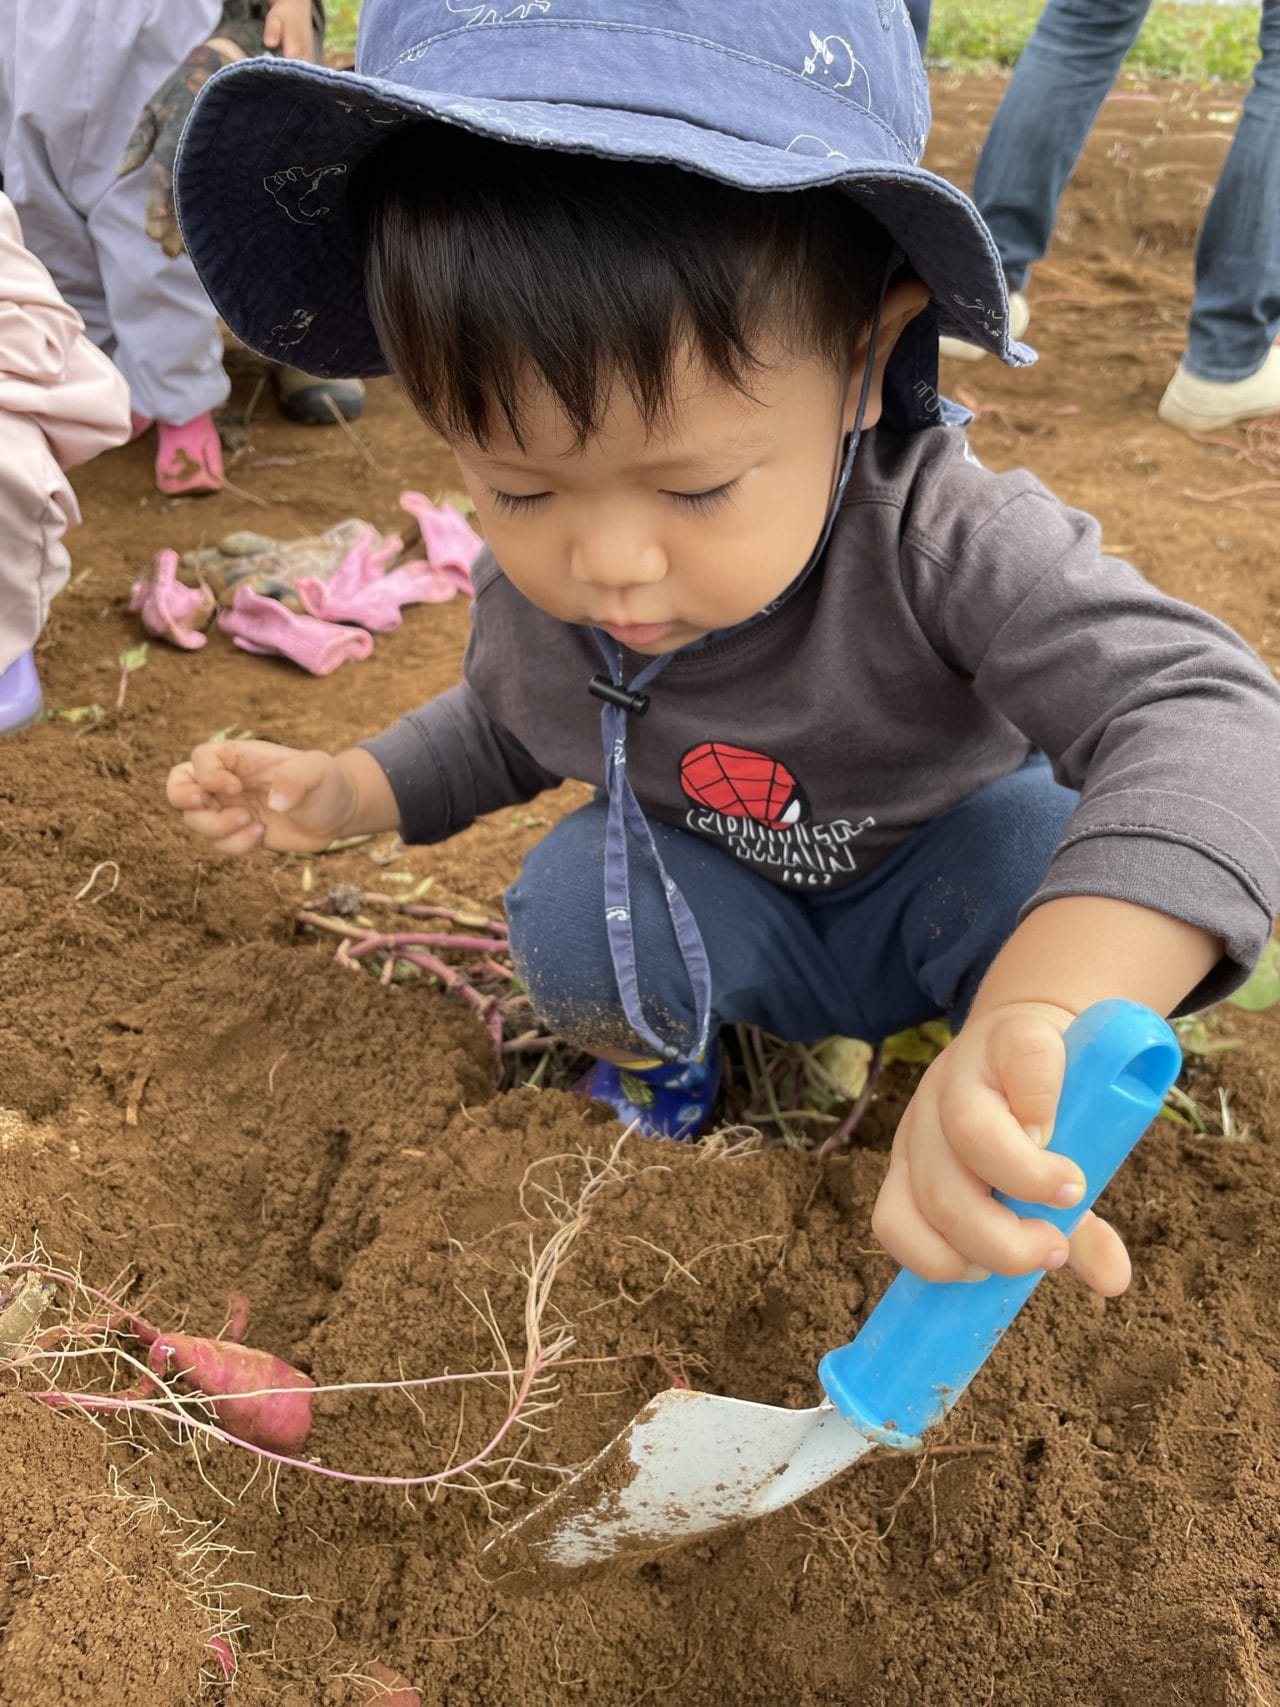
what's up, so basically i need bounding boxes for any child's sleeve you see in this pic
[916,470,1280,1009]
[0,194,130,469]
[359,681,563,846]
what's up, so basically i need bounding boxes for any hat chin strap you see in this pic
[587,262,895,1064]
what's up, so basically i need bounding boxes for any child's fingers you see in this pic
[985,1010,1067,1137]
[1066,1212,1131,1296]
[935,1076,1084,1210]
[189,741,244,799]
[166,759,218,810]
[259,750,333,815]
[904,1120,1068,1276]
[179,804,258,843]
[208,821,266,857]
[165,761,204,810]
[871,1149,983,1283]
[264,0,314,58]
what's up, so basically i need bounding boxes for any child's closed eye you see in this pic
[486,488,551,514]
[665,479,740,514]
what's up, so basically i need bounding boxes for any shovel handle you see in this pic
[818,998,1180,1446]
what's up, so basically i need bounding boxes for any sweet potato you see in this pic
[144,1332,315,1454]
[206,1637,237,1677]
[365,1660,422,1705]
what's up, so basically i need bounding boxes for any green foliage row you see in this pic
[929,0,1260,82]
[325,1,1259,81]
[327,0,359,54]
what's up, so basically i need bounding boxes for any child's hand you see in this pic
[264,0,320,59]
[871,1002,1132,1296]
[166,740,360,855]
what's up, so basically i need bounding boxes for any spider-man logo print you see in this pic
[679,742,810,830]
[678,740,875,887]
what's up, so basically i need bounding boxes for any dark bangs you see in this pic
[352,125,893,449]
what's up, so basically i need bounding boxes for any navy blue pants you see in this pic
[505,754,1077,1055]
[905,0,931,57]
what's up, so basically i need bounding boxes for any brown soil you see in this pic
[2,73,1279,1707]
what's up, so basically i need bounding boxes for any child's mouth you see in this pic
[598,620,674,648]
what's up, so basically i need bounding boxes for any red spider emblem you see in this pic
[679,742,808,829]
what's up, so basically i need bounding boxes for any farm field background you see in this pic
[324,0,1264,80]
[2,50,1279,1707]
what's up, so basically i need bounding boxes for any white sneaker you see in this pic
[1157,346,1280,434]
[939,291,1030,362]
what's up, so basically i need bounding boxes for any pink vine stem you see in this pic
[2,1260,601,1491]
[299,908,511,1068]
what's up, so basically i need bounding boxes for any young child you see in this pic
[0,191,130,733]
[0,0,360,498]
[166,0,1280,1298]
[0,0,234,494]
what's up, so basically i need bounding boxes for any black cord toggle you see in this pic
[588,673,651,716]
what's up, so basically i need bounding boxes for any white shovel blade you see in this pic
[486,1387,877,1577]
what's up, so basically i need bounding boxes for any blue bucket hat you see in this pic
[176,0,1033,395]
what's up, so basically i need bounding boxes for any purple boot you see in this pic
[0,651,43,735]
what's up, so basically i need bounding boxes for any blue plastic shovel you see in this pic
[487,999,1180,1576]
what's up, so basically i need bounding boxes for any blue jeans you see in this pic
[906,0,931,57]
[506,754,1077,1055]
[970,0,1280,381]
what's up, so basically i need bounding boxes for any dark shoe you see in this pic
[274,365,367,424]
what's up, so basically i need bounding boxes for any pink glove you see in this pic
[297,556,473,630]
[294,524,414,631]
[322,525,403,596]
[397,491,480,595]
[130,549,216,650]
[217,585,374,675]
[296,503,480,628]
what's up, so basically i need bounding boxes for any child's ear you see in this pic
[841,279,932,433]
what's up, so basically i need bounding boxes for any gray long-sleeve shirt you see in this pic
[365,424,1280,1008]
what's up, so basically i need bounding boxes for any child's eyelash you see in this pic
[667,480,740,514]
[487,489,550,514]
[486,481,741,515]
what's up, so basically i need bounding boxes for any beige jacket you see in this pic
[0,191,130,669]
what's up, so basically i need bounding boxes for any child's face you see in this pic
[451,287,924,653]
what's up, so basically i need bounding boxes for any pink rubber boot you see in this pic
[155,413,224,496]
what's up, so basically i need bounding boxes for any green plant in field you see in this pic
[929,0,1259,81]
[327,0,359,54]
[1227,937,1280,1012]
[325,2,1260,80]
[1159,944,1279,1139]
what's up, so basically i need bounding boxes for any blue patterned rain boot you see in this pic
[577,1042,722,1141]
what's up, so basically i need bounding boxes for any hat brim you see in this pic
[176,57,1032,380]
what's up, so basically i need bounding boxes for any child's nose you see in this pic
[569,530,666,588]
